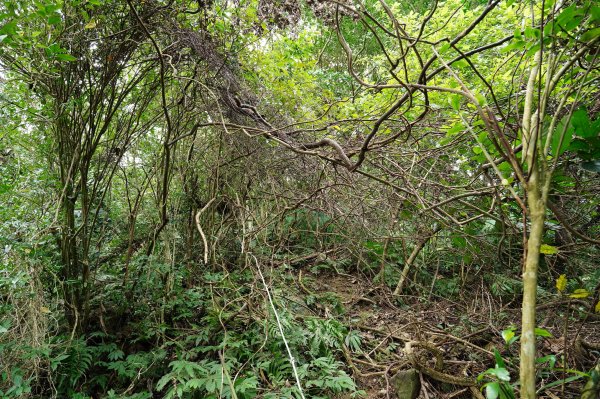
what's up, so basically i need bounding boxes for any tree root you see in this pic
[404,341,477,386]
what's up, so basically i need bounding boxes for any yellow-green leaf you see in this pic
[475,92,486,106]
[84,20,97,29]
[556,274,567,292]
[595,301,600,313]
[540,244,559,255]
[569,289,590,299]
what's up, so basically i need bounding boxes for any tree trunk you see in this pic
[520,174,546,399]
[393,226,441,295]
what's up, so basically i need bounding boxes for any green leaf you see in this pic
[48,14,61,25]
[571,108,595,139]
[524,27,540,40]
[537,375,584,393]
[591,6,600,23]
[534,328,553,338]
[501,329,515,344]
[493,349,505,368]
[513,28,522,40]
[439,43,451,53]
[450,95,461,111]
[581,27,600,42]
[501,39,526,53]
[475,92,486,106]
[525,43,541,59]
[55,53,77,62]
[551,116,574,156]
[557,5,584,31]
[544,21,556,36]
[495,368,510,382]
[485,381,500,399]
[454,59,469,68]
[447,122,464,135]
[536,355,556,368]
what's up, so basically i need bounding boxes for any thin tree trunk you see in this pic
[393,226,441,295]
[520,173,546,399]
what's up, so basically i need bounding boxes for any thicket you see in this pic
[0,0,599,398]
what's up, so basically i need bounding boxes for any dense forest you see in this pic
[0,0,599,398]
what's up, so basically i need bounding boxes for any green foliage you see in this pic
[433,276,461,298]
[51,338,93,395]
[280,209,338,252]
[488,275,523,301]
[0,0,598,397]
[156,359,258,399]
[0,368,32,399]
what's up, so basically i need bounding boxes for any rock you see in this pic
[391,369,420,399]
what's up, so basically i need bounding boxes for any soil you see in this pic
[298,269,600,399]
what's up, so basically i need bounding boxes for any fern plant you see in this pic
[156,359,258,399]
[51,337,93,396]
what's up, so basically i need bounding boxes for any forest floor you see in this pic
[298,269,599,399]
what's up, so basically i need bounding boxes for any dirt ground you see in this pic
[299,269,600,399]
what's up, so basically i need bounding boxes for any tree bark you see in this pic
[520,173,546,399]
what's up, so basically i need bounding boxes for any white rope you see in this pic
[250,254,306,399]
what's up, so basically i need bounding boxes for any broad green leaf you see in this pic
[494,368,510,382]
[485,381,500,399]
[557,5,584,31]
[571,108,598,139]
[48,14,61,25]
[591,6,600,23]
[581,27,600,42]
[544,21,555,36]
[534,328,553,338]
[524,27,539,40]
[55,53,77,62]
[551,116,573,156]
